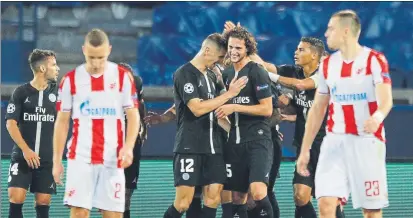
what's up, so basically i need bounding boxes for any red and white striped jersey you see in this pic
[57,62,138,168]
[318,46,391,141]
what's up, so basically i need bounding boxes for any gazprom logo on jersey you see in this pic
[79,99,116,116]
[331,85,367,102]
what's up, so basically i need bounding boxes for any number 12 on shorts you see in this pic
[365,180,380,197]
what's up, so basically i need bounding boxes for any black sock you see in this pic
[295,202,317,218]
[9,203,23,218]
[267,191,280,218]
[232,204,248,218]
[201,205,217,218]
[247,206,260,218]
[124,210,130,218]
[336,205,345,218]
[35,205,50,218]
[221,203,233,218]
[254,196,274,218]
[163,205,183,218]
[186,198,202,218]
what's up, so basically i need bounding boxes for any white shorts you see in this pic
[315,133,389,209]
[63,159,125,212]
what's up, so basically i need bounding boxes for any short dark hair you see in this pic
[28,49,56,72]
[224,26,257,56]
[332,10,361,36]
[85,28,109,47]
[205,33,227,51]
[300,37,325,59]
[118,62,135,74]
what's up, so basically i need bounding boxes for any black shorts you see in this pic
[173,153,227,187]
[7,160,56,195]
[268,127,282,191]
[224,139,273,193]
[125,144,142,189]
[293,141,322,192]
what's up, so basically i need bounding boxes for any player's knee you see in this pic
[70,207,89,218]
[174,198,192,212]
[203,185,222,207]
[35,194,51,206]
[221,190,232,204]
[8,189,26,204]
[362,209,382,218]
[293,190,311,206]
[318,198,337,217]
[249,182,268,200]
[232,192,248,204]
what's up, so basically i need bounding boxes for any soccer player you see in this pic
[52,29,140,218]
[297,10,392,218]
[6,49,59,218]
[118,62,147,218]
[216,26,274,218]
[163,33,247,218]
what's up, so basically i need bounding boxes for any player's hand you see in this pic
[22,148,41,169]
[297,150,310,177]
[118,146,134,168]
[363,116,381,134]
[215,105,235,119]
[143,111,162,127]
[280,114,297,122]
[278,94,290,107]
[223,21,240,33]
[52,161,64,186]
[295,82,306,91]
[227,76,248,97]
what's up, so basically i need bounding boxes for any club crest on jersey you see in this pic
[184,83,194,94]
[7,103,15,113]
[49,93,57,102]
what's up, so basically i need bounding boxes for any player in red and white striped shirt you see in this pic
[297,10,393,218]
[52,29,140,218]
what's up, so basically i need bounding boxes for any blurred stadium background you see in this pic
[1,2,412,217]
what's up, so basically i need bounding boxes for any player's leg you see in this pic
[93,165,125,218]
[186,186,202,218]
[164,153,199,217]
[8,161,31,218]
[345,136,388,218]
[220,190,232,218]
[225,143,249,218]
[64,159,95,218]
[268,128,282,218]
[31,163,56,218]
[202,154,227,218]
[123,153,140,218]
[315,134,349,218]
[292,142,317,218]
[248,139,274,218]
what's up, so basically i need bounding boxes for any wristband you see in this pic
[372,111,385,123]
[268,73,280,83]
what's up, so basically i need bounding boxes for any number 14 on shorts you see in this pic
[365,180,380,197]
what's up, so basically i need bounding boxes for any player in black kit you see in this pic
[6,49,60,218]
[217,26,274,218]
[268,38,344,218]
[118,63,147,218]
[163,33,248,218]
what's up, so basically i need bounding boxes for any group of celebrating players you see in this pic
[6,9,392,218]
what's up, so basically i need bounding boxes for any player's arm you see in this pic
[5,87,40,168]
[218,117,231,133]
[249,53,278,73]
[216,65,273,118]
[365,53,393,133]
[177,71,247,117]
[123,74,141,151]
[268,65,317,91]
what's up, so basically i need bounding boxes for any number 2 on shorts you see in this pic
[180,158,194,172]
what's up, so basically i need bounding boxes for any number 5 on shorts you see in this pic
[226,164,232,178]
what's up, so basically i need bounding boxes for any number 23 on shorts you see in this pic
[365,180,380,197]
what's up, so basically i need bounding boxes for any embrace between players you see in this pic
[6,9,392,218]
